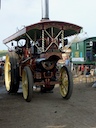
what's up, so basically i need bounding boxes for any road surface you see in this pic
[0,80,96,128]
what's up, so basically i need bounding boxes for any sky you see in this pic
[0,0,96,50]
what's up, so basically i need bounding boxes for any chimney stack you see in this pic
[41,0,49,21]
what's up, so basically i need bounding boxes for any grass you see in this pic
[0,50,8,57]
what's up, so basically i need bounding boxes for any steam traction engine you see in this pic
[3,0,82,102]
[3,21,82,102]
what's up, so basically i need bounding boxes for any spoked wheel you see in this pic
[4,52,19,93]
[22,66,33,102]
[59,66,73,99]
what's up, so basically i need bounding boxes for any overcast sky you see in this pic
[0,0,96,50]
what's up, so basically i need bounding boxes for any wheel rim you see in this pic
[59,68,68,97]
[22,70,28,99]
[4,55,11,91]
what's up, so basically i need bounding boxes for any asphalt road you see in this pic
[0,81,96,128]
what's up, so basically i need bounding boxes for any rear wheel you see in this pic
[59,66,73,99]
[22,66,33,102]
[4,52,19,93]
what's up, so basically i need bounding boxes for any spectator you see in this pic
[65,55,70,66]
[86,66,90,75]
[81,64,85,75]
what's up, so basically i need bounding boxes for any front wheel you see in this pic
[22,66,33,102]
[59,66,73,99]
